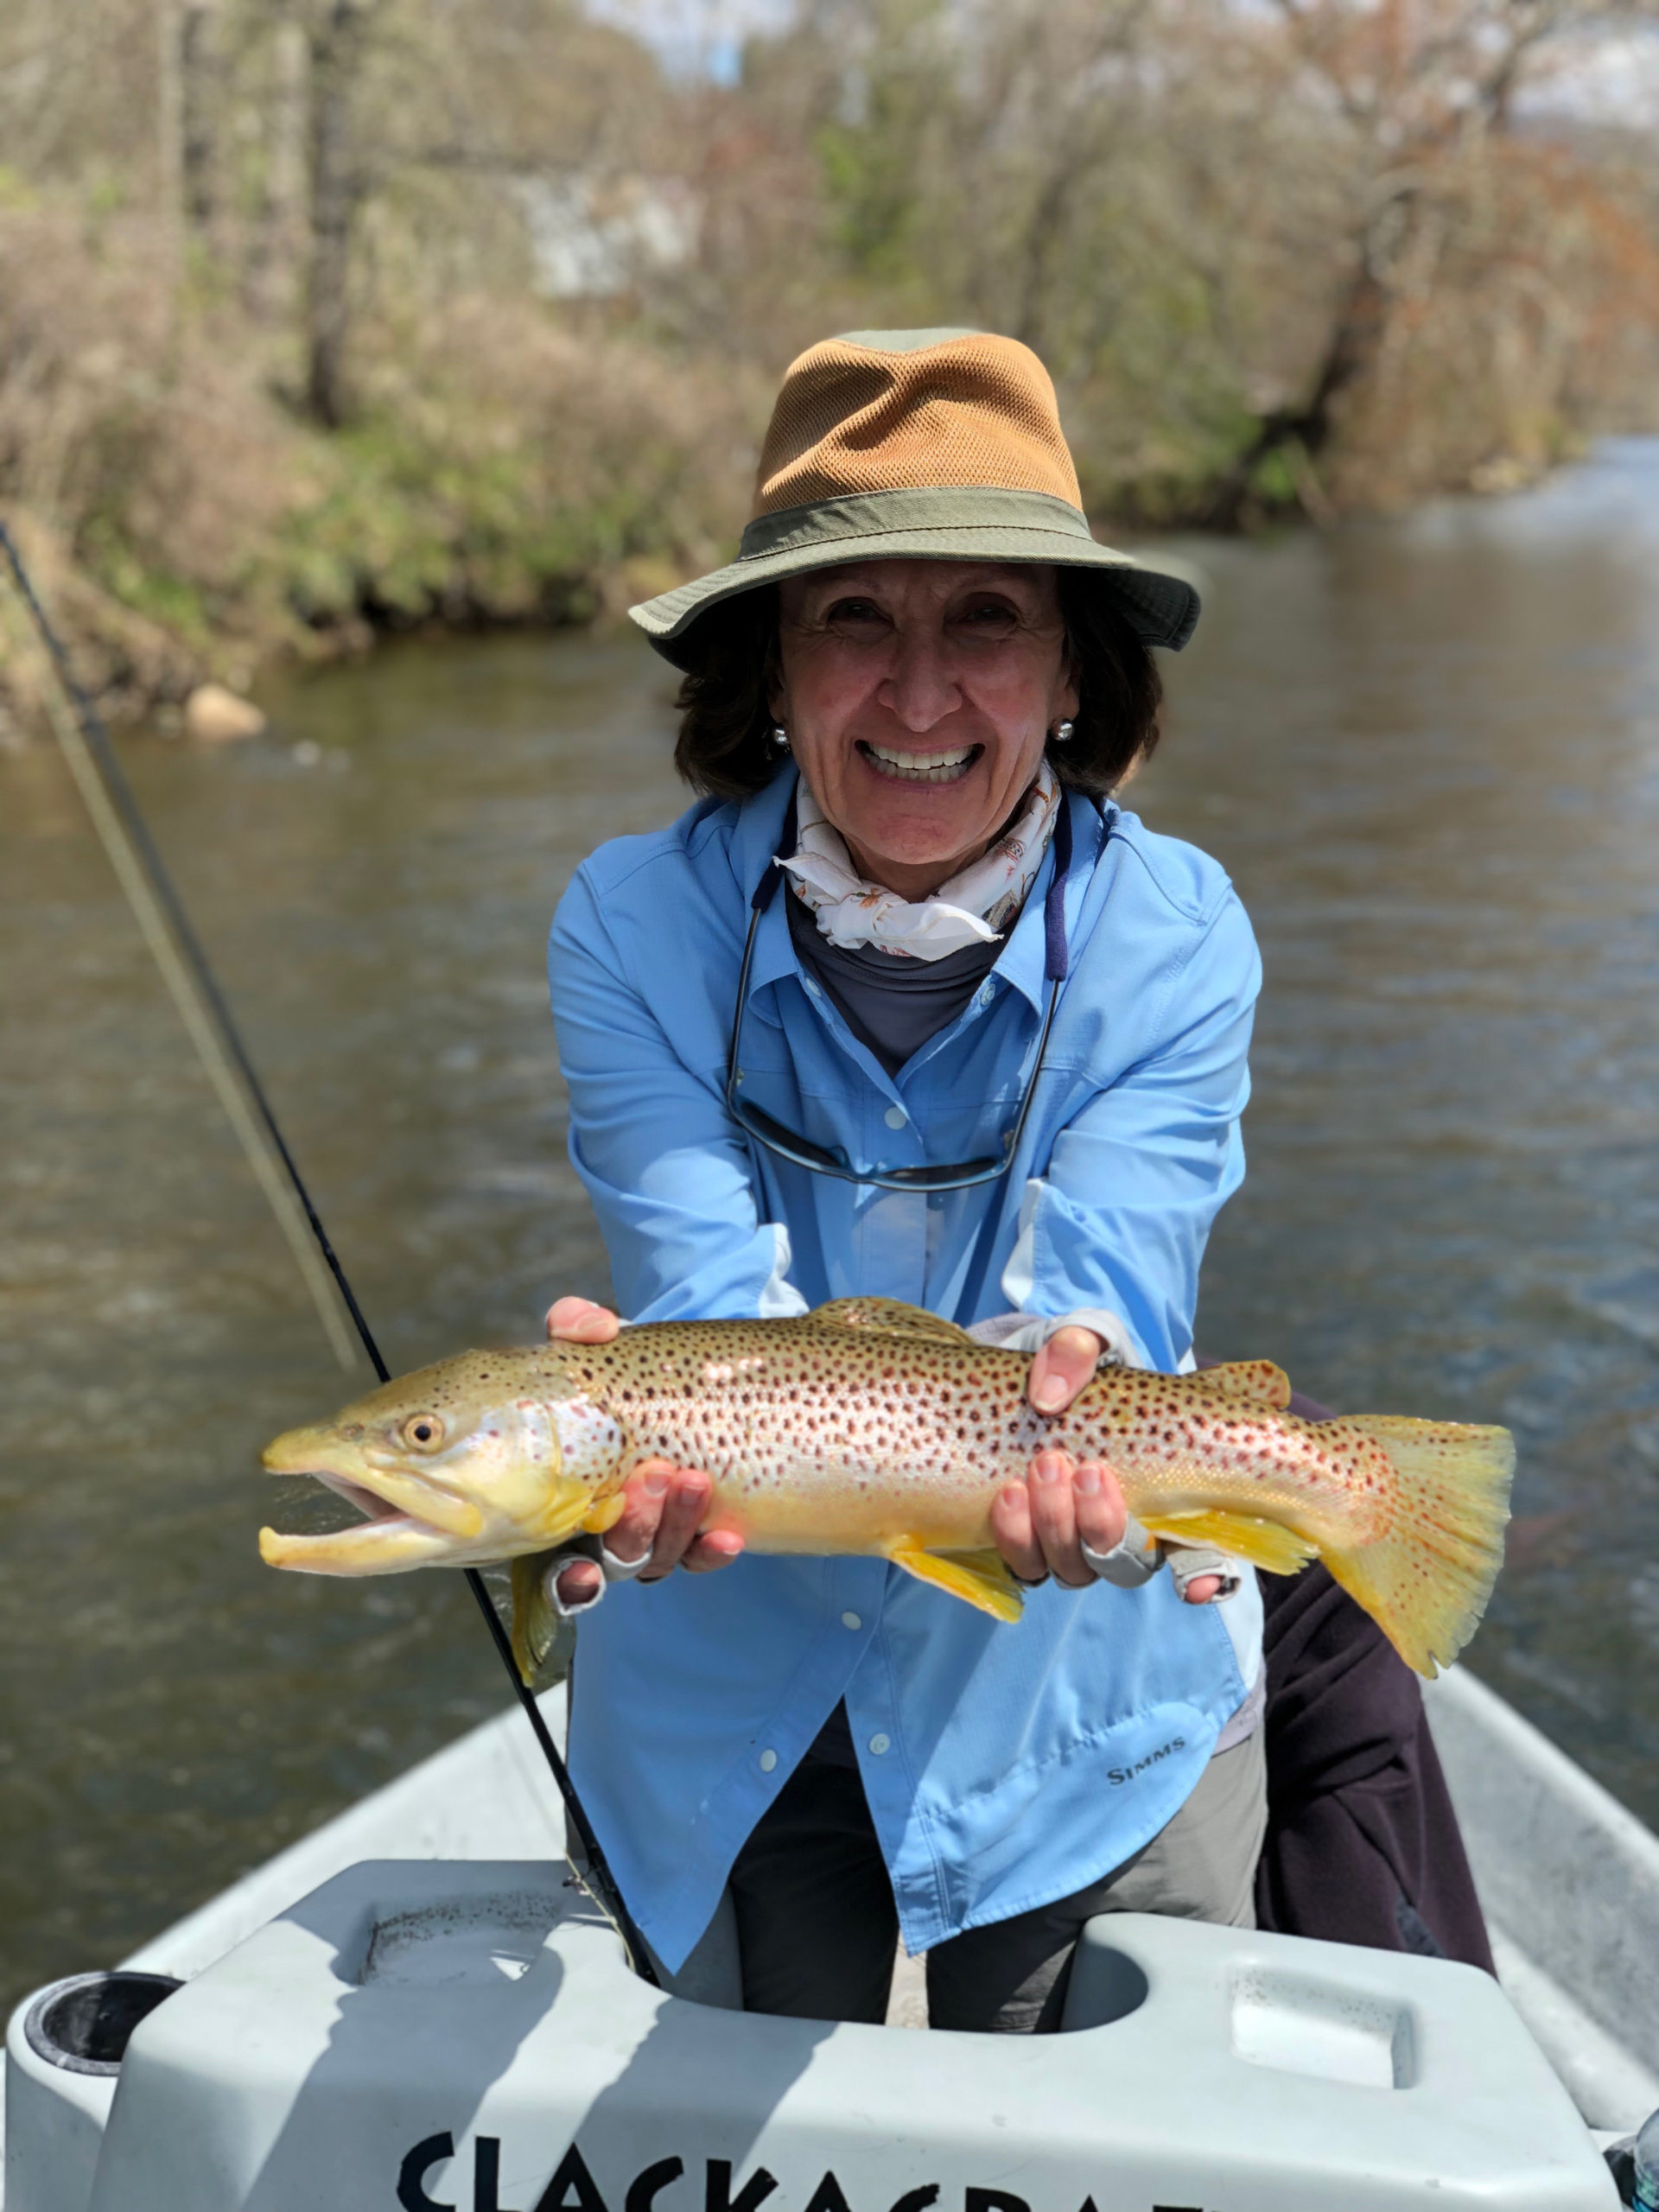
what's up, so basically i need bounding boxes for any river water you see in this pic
[3,442,1658,2012]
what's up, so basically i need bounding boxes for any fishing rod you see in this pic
[0,519,660,1988]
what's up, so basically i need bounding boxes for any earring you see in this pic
[772,725,790,753]
[1052,720,1075,745]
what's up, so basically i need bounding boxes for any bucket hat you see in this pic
[628,327,1200,665]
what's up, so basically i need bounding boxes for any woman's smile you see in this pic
[855,738,984,785]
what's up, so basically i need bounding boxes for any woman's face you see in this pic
[771,559,1077,899]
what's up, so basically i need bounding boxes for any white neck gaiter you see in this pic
[781,760,1061,963]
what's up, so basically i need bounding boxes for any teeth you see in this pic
[862,741,978,783]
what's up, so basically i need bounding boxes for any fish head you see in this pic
[258,1349,623,1575]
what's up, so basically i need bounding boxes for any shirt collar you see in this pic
[731,769,1107,1018]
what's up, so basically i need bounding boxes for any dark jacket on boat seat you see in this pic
[1253,1389,1496,1974]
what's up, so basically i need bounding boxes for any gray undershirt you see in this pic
[786,887,1003,1076]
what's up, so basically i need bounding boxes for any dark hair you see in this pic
[671,568,1163,803]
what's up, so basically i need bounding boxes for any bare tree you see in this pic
[301,0,382,424]
[1204,0,1602,519]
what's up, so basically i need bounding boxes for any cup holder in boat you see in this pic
[22,1970,182,2076]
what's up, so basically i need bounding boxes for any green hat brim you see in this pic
[628,486,1200,668]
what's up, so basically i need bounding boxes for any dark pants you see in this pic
[1252,1558,1495,1972]
[728,1730,1266,2031]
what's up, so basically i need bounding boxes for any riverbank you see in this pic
[0,183,1618,745]
[0,207,769,743]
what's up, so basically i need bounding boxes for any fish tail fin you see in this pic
[1325,1416,1514,1679]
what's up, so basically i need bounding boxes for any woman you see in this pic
[541,329,1266,2034]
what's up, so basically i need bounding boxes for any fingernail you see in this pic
[1033,1377,1068,1411]
[1000,1483,1026,1510]
[642,1471,668,1498]
[1074,1463,1100,1494]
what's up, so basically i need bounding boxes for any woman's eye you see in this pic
[824,598,887,628]
[957,601,1018,632]
[401,1414,446,1451]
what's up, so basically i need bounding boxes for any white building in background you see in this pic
[513,174,699,300]
[1512,26,1659,132]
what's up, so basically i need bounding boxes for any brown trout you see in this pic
[259,1297,1513,1681]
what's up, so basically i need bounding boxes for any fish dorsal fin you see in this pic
[1193,1359,1293,1410]
[809,1298,975,1347]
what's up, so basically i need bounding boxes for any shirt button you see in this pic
[868,1733,891,1757]
[976,982,995,1009]
[759,1749,778,1773]
[841,1611,862,1630]
[884,1104,907,1129]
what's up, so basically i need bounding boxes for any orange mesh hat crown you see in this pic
[629,328,1200,664]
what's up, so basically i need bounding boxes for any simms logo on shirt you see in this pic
[1105,1736,1185,1787]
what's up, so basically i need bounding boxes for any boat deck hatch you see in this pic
[1230,1967,1415,2088]
[354,1889,563,1987]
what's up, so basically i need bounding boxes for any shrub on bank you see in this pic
[0,206,761,736]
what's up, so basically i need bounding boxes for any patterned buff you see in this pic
[782,760,1063,961]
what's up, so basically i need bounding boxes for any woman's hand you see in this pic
[992,1324,1224,1603]
[543,1298,742,1607]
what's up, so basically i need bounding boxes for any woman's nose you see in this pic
[880,624,962,730]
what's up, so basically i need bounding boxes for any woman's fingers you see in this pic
[623,1465,744,1580]
[641,1466,712,1575]
[993,1456,1139,1592]
[1027,1325,1104,1414]
[601,1465,674,1566]
[1183,1573,1224,1605]
[683,1529,745,1574]
[1071,1460,1129,1557]
[991,1452,1090,1587]
[551,1463,743,1601]
[990,1474,1045,1585]
[1026,1447,1090,1586]
[544,1295,621,1344]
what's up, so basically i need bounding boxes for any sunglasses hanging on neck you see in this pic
[724,792,1075,1192]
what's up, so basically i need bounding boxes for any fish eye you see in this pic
[401,1413,446,1452]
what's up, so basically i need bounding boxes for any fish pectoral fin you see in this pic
[1186,1359,1293,1410]
[509,1550,572,1685]
[810,1298,976,1347]
[885,1541,1025,1623]
[580,1491,626,1536]
[1136,1509,1318,1578]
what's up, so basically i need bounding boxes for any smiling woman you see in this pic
[539,328,1271,2034]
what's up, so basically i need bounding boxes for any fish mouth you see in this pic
[259,1422,485,1573]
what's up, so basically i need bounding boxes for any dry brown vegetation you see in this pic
[3,0,1659,733]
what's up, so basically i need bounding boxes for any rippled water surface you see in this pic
[3,442,1658,2010]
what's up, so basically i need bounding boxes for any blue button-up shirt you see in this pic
[548,767,1262,1971]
